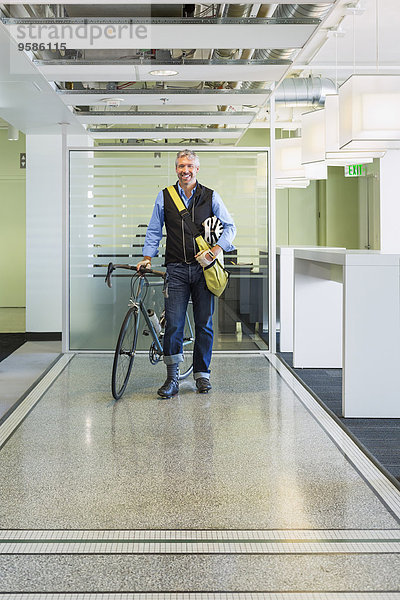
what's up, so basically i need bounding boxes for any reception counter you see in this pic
[292,249,400,417]
[277,246,343,352]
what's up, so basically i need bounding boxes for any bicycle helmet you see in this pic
[202,215,224,245]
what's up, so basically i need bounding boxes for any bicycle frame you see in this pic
[130,277,194,356]
[129,275,164,356]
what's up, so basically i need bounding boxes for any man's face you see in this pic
[176,156,199,187]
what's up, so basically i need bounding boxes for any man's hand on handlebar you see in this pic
[136,257,151,271]
[105,261,166,288]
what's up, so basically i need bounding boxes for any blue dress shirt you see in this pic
[142,182,236,258]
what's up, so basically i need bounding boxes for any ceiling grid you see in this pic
[1,1,399,144]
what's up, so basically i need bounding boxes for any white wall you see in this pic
[0,130,26,307]
[276,182,319,246]
[26,132,92,333]
[380,150,400,253]
[26,134,63,332]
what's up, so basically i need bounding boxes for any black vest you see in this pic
[163,182,213,264]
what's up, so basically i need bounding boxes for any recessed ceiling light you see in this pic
[149,69,179,77]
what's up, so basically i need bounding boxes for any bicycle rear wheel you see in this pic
[112,307,139,400]
[178,311,194,380]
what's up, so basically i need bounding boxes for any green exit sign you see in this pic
[345,164,367,177]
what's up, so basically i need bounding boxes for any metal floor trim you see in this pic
[0,529,399,555]
[0,353,74,449]
[0,593,400,599]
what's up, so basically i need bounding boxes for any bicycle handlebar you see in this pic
[105,262,165,288]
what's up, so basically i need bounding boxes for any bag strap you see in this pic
[166,185,209,252]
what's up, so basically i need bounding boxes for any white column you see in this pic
[26,133,93,334]
[26,134,63,333]
[380,150,400,253]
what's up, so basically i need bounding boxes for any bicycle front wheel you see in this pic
[112,307,139,400]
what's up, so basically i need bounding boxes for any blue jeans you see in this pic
[163,262,215,379]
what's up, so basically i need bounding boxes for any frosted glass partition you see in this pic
[69,150,268,351]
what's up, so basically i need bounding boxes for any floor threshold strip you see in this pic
[1,593,400,599]
[0,529,399,555]
[0,353,74,449]
[266,353,400,522]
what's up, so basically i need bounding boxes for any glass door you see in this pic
[69,149,268,351]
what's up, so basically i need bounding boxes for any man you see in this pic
[137,149,236,399]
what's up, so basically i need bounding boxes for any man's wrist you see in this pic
[210,245,222,256]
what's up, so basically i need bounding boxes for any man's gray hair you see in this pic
[175,149,200,168]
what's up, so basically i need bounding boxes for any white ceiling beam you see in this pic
[35,62,290,83]
[76,112,255,125]
[88,129,242,139]
[0,21,84,134]
[7,22,317,50]
[58,89,271,107]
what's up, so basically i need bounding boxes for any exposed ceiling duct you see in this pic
[212,4,253,60]
[274,3,333,18]
[240,48,295,89]
[264,1,333,60]
[241,3,333,91]
[274,76,336,105]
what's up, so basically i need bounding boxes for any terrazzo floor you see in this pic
[0,354,399,596]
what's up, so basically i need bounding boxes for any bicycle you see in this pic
[105,262,194,400]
